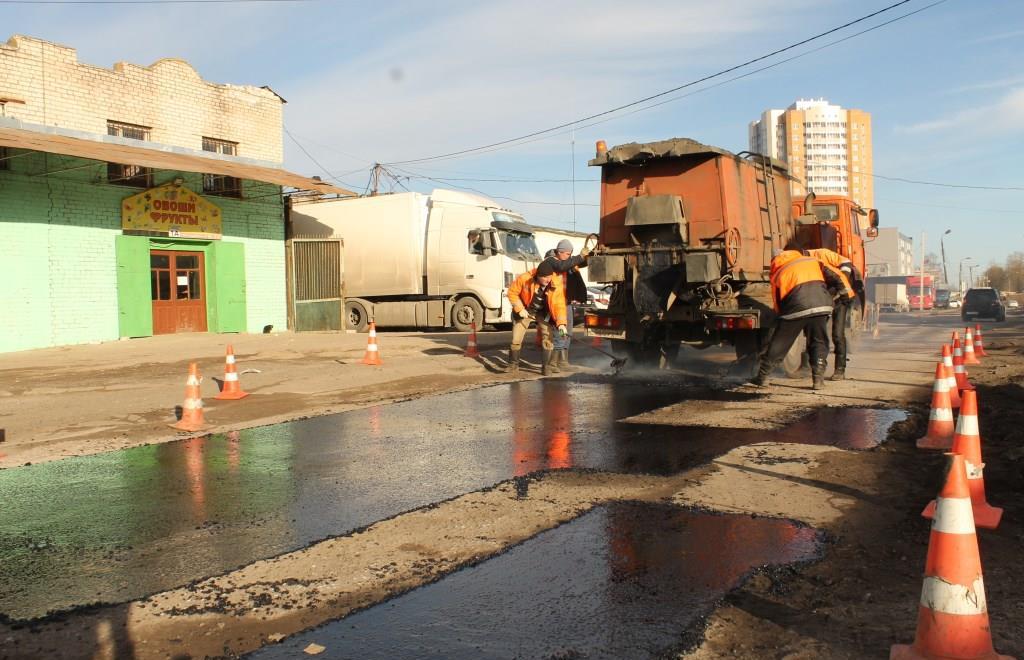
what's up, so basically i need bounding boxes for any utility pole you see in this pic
[570,125,577,232]
[919,231,926,312]
[369,163,383,196]
[940,229,951,286]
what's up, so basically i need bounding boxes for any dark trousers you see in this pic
[832,302,849,367]
[764,315,830,366]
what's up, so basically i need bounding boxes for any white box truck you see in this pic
[877,283,910,312]
[288,189,542,331]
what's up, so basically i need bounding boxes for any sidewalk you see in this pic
[0,328,530,466]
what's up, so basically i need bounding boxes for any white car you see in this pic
[1009,300,1020,309]
[949,300,961,308]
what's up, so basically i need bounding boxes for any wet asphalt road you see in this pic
[250,502,823,660]
[0,375,903,619]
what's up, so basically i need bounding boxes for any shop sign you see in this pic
[122,183,222,239]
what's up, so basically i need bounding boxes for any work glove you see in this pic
[517,309,531,320]
[579,247,591,258]
[557,325,568,338]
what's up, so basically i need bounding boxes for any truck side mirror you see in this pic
[866,226,878,238]
[868,209,879,228]
[480,229,499,256]
[803,191,816,213]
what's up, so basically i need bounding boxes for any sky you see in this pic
[2,0,1022,271]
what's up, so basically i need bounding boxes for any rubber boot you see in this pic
[505,349,520,375]
[829,358,846,381]
[542,350,558,376]
[558,349,571,370]
[811,359,827,391]
[751,360,774,387]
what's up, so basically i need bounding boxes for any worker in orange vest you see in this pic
[754,246,851,390]
[804,248,861,380]
[506,260,569,376]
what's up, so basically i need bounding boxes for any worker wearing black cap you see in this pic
[506,260,569,376]
[542,238,590,371]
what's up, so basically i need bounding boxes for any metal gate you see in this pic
[286,237,345,331]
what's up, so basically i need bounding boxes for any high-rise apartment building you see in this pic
[748,98,873,210]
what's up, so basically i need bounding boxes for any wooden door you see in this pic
[151,250,208,334]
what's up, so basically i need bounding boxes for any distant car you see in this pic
[1009,299,1020,309]
[586,285,612,310]
[949,300,961,309]
[962,287,1005,322]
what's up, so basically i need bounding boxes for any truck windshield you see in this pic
[500,231,540,259]
[812,204,840,222]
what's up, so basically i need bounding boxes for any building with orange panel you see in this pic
[749,98,873,212]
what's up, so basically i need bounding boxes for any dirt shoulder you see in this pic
[682,323,1024,659]
[0,329,554,467]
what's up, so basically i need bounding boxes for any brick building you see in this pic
[0,35,348,353]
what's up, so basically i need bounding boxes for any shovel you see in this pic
[577,338,628,373]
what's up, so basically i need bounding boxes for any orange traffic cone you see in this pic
[214,345,249,400]
[941,345,962,409]
[362,322,383,366]
[464,322,480,358]
[917,362,956,450]
[952,339,974,392]
[974,325,989,357]
[922,390,1003,530]
[172,362,209,432]
[962,327,981,365]
[891,454,1012,660]
[951,329,960,346]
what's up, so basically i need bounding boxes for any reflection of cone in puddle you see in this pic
[916,363,955,450]
[892,454,1012,660]
[962,327,981,365]
[941,346,961,409]
[543,383,572,470]
[922,390,1003,530]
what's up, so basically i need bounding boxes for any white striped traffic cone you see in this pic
[891,454,1012,660]
[916,362,955,450]
[362,322,383,366]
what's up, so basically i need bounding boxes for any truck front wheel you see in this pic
[452,296,484,332]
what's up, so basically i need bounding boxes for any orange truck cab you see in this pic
[791,192,878,279]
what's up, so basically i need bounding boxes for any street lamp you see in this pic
[959,257,973,294]
[940,229,951,286]
[969,265,979,289]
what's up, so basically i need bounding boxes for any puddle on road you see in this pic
[250,503,823,660]
[0,376,902,619]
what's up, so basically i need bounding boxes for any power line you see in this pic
[876,197,1022,214]
[1,0,311,4]
[383,0,919,165]
[799,156,1023,192]
[283,128,362,191]
[392,166,598,211]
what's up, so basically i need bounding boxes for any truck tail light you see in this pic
[711,315,757,330]
[585,313,622,329]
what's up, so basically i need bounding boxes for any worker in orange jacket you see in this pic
[804,248,861,380]
[754,246,850,390]
[506,260,569,376]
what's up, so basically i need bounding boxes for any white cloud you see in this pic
[898,87,1024,135]
[279,0,815,170]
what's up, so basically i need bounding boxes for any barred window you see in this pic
[202,137,242,198]
[107,121,153,187]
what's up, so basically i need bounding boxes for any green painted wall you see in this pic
[0,150,287,353]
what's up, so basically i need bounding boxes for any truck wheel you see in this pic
[345,301,370,333]
[733,331,767,380]
[452,296,484,332]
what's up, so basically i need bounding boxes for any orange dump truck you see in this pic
[584,137,796,367]
[791,192,878,286]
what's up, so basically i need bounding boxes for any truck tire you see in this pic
[733,330,769,380]
[452,296,484,332]
[345,301,370,333]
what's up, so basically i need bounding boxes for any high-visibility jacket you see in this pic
[508,269,568,326]
[542,253,589,305]
[804,248,862,296]
[770,250,835,320]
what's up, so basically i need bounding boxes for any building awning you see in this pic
[0,124,354,195]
